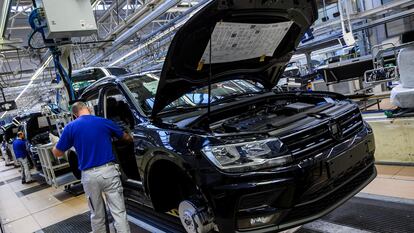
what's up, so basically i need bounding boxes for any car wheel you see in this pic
[178,198,215,233]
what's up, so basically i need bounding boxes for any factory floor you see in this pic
[0,160,150,233]
[0,161,87,233]
[0,160,414,233]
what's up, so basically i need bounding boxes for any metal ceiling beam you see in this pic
[88,0,180,66]
[313,0,414,35]
[0,38,22,51]
[96,0,128,23]
[353,0,413,18]
[99,0,162,41]
[0,0,12,37]
[8,4,32,21]
[119,34,172,66]
[297,7,414,54]
[115,0,209,67]
[0,66,54,76]
[356,8,414,31]
[77,0,162,64]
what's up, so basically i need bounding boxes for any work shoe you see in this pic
[25,180,35,184]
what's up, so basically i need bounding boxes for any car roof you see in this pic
[80,69,161,95]
[73,66,125,73]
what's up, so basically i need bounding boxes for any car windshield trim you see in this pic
[123,74,264,115]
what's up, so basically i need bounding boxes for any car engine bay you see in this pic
[183,93,349,134]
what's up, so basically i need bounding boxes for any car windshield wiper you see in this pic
[157,92,264,115]
[159,105,207,115]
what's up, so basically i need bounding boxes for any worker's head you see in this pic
[17,131,25,139]
[71,101,91,118]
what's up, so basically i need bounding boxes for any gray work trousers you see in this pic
[18,157,32,182]
[1,148,10,164]
[81,164,131,233]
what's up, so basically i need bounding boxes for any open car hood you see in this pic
[152,0,318,116]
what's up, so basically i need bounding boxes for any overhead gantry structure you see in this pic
[0,0,206,117]
[1,0,414,118]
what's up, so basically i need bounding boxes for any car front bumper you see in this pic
[206,127,376,232]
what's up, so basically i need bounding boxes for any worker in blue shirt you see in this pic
[13,132,34,184]
[52,101,132,233]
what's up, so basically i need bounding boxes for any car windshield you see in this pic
[124,73,263,114]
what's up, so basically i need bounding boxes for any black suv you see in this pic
[77,1,376,232]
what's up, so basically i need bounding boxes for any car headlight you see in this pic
[202,138,291,172]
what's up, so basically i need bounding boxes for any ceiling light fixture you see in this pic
[1,55,53,119]
[15,55,53,101]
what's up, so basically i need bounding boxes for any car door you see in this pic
[100,84,140,178]
[100,83,152,205]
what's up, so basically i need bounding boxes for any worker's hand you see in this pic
[52,146,65,158]
[49,133,60,144]
[122,132,133,143]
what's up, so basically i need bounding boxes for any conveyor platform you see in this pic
[26,193,414,233]
[1,161,414,233]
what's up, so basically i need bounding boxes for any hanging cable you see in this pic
[28,8,52,50]
[52,51,75,100]
[28,28,49,50]
[16,49,23,79]
[27,7,76,106]
[207,26,213,127]
[322,0,328,21]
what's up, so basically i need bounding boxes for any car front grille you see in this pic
[336,107,364,138]
[280,123,333,160]
[280,107,364,160]
[280,164,375,224]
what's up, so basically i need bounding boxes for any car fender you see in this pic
[142,148,195,195]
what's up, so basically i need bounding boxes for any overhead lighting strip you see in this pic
[1,55,53,118]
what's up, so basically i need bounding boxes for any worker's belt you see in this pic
[84,162,115,171]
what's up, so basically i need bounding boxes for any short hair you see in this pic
[17,131,24,138]
[71,101,88,116]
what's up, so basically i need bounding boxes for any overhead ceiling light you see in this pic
[15,55,53,101]
[1,55,53,119]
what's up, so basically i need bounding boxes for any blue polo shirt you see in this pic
[56,115,124,171]
[13,138,29,159]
